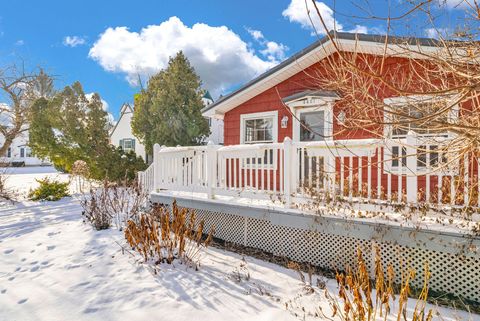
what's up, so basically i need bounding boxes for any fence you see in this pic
[140,131,480,210]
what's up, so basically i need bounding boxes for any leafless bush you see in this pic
[124,201,215,269]
[81,178,146,230]
[321,248,432,321]
[71,160,89,193]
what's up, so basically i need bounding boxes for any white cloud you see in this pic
[282,0,368,35]
[348,25,369,34]
[261,41,288,62]
[63,36,86,47]
[15,40,24,46]
[246,28,264,41]
[89,17,285,97]
[425,27,451,39]
[246,27,288,62]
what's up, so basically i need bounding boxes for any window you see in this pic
[205,117,212,127]
[120,139,135,152]
[417,145,447,168]
[240,112,278,167]
[240,112,277,144]
[244,118,273,143]
[391,146,406,167]
[300,111,325,141]
[385,97,456,138]
[5,148,11,158]
[293,105,333,142]
[25,147,32,158]
[20,147,25,158]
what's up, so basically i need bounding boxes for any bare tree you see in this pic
[0,64,53,157]
[298,0,480,169]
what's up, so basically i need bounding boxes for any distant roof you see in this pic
[282,90,339,103]
[202,91,214,102]
[110,103,133,136]
[202,31,442,115]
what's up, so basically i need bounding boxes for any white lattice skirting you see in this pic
[151,193,480,303]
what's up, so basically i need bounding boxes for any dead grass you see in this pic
[124,201,214,269]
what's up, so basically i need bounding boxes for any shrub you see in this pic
[325,248,432,321]
[81,179,146,230]
[29,178,70,201]
[124,201,214,269]
[0,169,16,201]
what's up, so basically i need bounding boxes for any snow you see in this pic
[153,190,480,235]
[0,167,477,321]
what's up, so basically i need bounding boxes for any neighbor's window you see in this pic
[120,139,135,152]
[243,117,274,144]
[300,110,325,141]
[389,100,450,138]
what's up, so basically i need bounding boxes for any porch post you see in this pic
[406,131,418,204]
[283,137,293,208]
[206,141,218,199]
[153,143,161,192]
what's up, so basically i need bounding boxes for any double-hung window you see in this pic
[241,111,277,144]
[120,138,135,153]
[384,96,457,171]
[240,111,278,166]
[384,96,457,139]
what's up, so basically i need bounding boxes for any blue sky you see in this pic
[0,0,467,120]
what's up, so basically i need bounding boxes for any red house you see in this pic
[142,32,479,209]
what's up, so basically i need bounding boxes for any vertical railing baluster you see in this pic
[349,156,353,200]
[377,147,382,199]
[340,157,344,198]
[358,156,362,197]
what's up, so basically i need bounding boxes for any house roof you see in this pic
[282,90,339,103]
[202,91,214,102]
[202,31,441,117]
[110,103,133,137]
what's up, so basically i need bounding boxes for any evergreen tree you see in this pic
[132,51,210,152]
[30,81,145,181]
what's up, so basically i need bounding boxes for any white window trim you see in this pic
[239,111,278,170]
[383,95,459,139]
[292,104,333,142]
[240,111,278,144]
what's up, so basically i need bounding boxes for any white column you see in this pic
[206,141,218,199]
[406,131,418,204]
[283,137,293,208]
[153,143,161,192]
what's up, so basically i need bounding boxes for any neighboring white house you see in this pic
[110,103,147,161]
[110,93,223,162]
[0,108,49,167]
[0,130,50,166]
[202,91,224,145]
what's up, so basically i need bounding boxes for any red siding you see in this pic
[223,54,398,144]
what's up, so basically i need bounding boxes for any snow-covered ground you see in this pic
[0,167,477,321]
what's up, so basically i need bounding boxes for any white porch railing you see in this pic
[139,132,480,209]
[138,162,155,194]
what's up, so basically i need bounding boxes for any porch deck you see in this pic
[140,132,480,220]
[139,136,480,302]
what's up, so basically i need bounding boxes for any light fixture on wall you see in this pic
[281,115,288,128]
